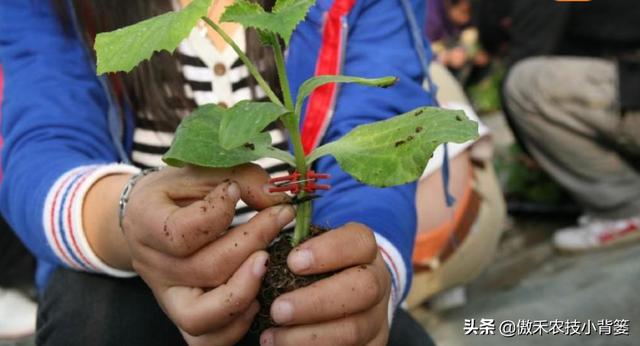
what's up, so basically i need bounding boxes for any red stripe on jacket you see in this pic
[1,65,4,181]
[301,0,356,154]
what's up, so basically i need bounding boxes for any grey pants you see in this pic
[503,57,640,219]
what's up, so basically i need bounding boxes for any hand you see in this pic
[443,47,468,69]
[122,164,295,345]
[260,223,392,346]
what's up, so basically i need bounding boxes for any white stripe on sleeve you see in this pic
[43,164,141,277]
[374,232,408,324]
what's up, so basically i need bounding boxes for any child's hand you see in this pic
[121,164,295,345]
[261,224,392,346]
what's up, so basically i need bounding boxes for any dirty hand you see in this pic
[121,164,295,345]
[261,223,391,346]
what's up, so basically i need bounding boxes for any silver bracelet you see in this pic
[118,167,161,232]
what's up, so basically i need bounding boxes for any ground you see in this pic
[410,216,640,346]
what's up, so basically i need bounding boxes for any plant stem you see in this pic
[272,36,311,246]
[292,199,312,245]
[287,116,312,246]
[205,17,312,245]
[273,39,294,111]
[201,17,282,107]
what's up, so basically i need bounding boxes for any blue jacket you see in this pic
[0,0,434,307]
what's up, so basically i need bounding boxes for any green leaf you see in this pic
[220,0,315,44]
[163,104,272,168]
[219,101,289,150]
[95,0,211,74]
[253,146,296,167]
[295,75,398,115]
[307,107,479,187]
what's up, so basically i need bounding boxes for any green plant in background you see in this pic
[466,62,504,114]
[95,0,479,246]
[494,144,567,205]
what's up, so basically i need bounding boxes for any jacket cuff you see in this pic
[43,164,140,277]
[374,232,408,324]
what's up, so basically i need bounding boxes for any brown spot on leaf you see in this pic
[414,109,424,116]
[394,140,406,147]
[244,142,255,150]
[415,126,423,133]
[407,135,414,141]
[456,115,463,121]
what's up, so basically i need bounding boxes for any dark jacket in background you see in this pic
[477,0,640,64]
[477,0,640,110]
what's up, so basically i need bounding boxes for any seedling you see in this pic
[95,0,478,246]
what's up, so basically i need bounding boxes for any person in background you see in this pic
[426,0,489,83]
[479,0,640,252]
[406,54,505,311]
[0,64,38,342]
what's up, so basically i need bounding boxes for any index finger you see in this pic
[164,163,290,210]
[130,181,240,257]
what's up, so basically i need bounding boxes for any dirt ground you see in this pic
[410,215,639,346]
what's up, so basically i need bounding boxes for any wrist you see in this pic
[44,164,139,276]
[85,173,137,270]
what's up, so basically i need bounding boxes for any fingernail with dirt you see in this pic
[253,253,269,277]
[262,184,291,201]
[289,248,313,272]
[262,184,275,195]
[271,299,294,324]
[227,182,240,201]
[276,205,295,225]
[260,330,274,346]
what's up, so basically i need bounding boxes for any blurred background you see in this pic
[408,0,639,345]
[1,0,639,345]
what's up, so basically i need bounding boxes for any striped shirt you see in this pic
[131,28,291,226]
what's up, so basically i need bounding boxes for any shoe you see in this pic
[553,215,640,253]
[0,288,37,341]
[428,286,467,311]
